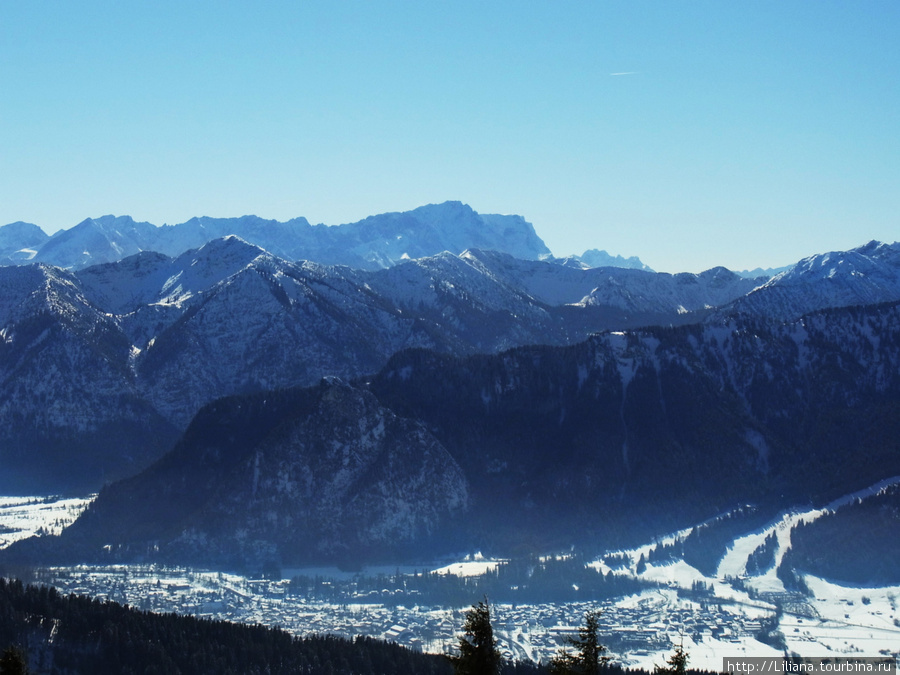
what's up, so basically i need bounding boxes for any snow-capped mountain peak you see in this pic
[729,240,900,318]
[6,202,552,271]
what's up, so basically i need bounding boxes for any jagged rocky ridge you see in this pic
[1,201,551,270]
[15,299,900,567]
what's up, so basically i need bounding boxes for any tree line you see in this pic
[0,578,450,674]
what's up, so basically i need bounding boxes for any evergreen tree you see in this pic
[454,598,502,675]
[0,646,28,675]
[654,642,688,675]
[550,610,609,675]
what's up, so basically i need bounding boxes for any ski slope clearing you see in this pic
[432,552,504,577]
[587,477,900,668]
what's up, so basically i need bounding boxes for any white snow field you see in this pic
[0,495,94,549]
[432,552,504,577]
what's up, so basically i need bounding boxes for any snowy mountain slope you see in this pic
[629,477,900,592]
[335,203,550,267]
[363,252,572,352]
[131,245,772,430]
[4,244,691,493]
[28,213,312,271]
[704,475,900,592]
[727,240,900,319]
[0,495,93,549]
[9,201,551,271]
[152,214,315,261]
[586,475,900,669]
[32,215,159,269]
[457,249,762,311]
[75,236,268,314]
[132,254,438,428]
[367,300,900,548]
[0,265,178,493]
[786,478,900,586]
[578,266,766,314]
[0,221,48,264]
[4,238,900,495]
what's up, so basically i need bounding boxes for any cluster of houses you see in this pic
[42,564,773,665]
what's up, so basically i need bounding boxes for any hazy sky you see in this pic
[2,1,898,273]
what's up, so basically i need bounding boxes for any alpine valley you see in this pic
[1,202,900,667]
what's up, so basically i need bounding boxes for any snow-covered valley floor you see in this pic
[2,487,899,671]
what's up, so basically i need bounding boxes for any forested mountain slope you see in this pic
[12,300,899,566]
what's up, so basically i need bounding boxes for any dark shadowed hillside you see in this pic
[9,301,900,568]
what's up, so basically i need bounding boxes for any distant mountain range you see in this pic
[549,248,654,272]
[730,240,900,318]
[1,202,553,270]
[1,199,899,574]
[2,202,671,276]
[0,221,49,263]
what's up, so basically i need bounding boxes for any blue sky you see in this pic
[2,1,898,273]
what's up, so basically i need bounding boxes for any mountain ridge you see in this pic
[3,201,553,271]
[3,238,900,493]
[725,240,900,319]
